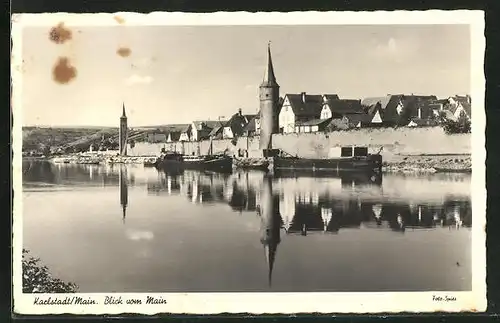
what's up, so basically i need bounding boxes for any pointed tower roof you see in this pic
[264,243,278,287]
[121,103,127,118]
[261,42,279,87]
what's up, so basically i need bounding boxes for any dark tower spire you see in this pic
[259,42,280,150]
[119,103,128,156]
[121,102,127,118]
[261,41,278,87]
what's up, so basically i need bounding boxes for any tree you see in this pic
[22,249,78,293]
[438,111,471,134]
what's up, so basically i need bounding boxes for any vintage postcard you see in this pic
[12,10,486,315]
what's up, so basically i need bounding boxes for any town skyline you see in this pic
[20,24,470,127]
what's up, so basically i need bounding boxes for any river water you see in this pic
[21,160,472,293]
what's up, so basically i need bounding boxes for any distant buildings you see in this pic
[116,44,470,148]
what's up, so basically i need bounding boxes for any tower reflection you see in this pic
[119,166,128,224]
[258,175,281,287]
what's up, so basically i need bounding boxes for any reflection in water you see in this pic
[119,166,128,224]
[22,161,473,292]
[259,175,281,287]
[22,161,472,233]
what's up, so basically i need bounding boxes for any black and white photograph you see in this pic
[12,11,486,314]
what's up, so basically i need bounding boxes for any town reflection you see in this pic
[22,161,473,235]
[23,161,473,289]
[148,168,471,285]
[149,169,471,232]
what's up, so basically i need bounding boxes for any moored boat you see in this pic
[272,146,382,173]
[156,152,233,173]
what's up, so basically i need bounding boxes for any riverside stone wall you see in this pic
[128,126,471,163]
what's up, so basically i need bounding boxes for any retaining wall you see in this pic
[127,127,471,162]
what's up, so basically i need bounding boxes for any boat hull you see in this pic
[273,155,382,173]
[157,155,233,173]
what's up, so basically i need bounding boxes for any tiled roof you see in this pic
[327,99,364,115]
[462,102,472,117]
[286,94,324,118]
[323,94,340,101]
[208,126,223,137]
[192,120,223,130]
[361,96,389,108]
[225,113,253,137]
[243,116,257,132]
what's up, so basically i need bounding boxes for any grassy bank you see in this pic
[382,154,471,174]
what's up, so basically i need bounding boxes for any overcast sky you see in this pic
[20,24,470,127]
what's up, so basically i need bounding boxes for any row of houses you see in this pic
[279,92,471,134]
[134,93,471,143]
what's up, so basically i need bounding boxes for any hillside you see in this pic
[22,126,119,154]
[21,126,169,155]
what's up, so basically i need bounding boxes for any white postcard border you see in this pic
[11,10,486,315]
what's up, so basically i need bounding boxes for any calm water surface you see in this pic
[22,161,472,292]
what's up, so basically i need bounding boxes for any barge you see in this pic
[270,146,382,173]
[156,151,233,173]
[156,137,233,173]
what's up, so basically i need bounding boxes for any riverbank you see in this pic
[382,154,472,174]
[46,155,157,165]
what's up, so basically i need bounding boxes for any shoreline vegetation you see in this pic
[22,249,78,293]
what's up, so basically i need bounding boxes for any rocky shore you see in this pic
[382,154,472,174]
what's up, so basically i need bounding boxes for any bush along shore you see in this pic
[22,249,78,293]
[382,154,472,174]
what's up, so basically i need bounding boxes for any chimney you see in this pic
[238,108,242,116]
[301,92,307,103]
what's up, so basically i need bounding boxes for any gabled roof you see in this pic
[323,94,340,102]
[243,116,258,133]
[462,102,472,117]
[326,99,364,115]
[362,95,406,118]
[361,96,390,109]
[447,101,472,118]
[285,94,324,118]
[208,126,223,137]
[192,120,224,130]
[180,124,192,133]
